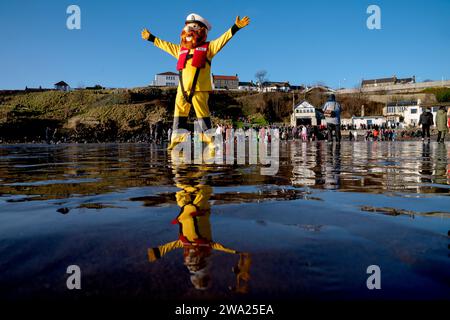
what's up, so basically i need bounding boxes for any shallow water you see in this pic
[0,141,449,301]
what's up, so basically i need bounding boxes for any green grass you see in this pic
[422,87,450,102]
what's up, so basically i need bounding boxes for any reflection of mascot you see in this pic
[141,14,250,150]
[148,165,250,291]
[230,252,252,294]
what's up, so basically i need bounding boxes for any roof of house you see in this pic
[294,101,316,109]
[262,81,290,87]
[213,75,239,81]
[386,100,418,107]
[303,85,335,93]
[362,77,396,85]
[396,77,415,84]
[239,81,256,86]
[352,116,386,119]
[157,72,178,76]
[290,85,305,90]
[362,76,415,86]
[54,81,69,86]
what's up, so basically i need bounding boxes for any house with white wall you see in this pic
[290,101,322,126]
[383,100,439,127]
[352,116,386,128]
[238,81,258,91]
[152,72,179,87]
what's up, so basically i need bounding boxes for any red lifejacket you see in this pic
[176,42,210,71]
[179,234,210,246]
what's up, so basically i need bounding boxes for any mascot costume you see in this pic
[147,164,251,291]
[141,14,250,151]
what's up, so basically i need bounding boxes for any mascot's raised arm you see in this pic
[141,14,250,151]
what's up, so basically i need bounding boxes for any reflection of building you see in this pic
[152,72,179,87]
[290,101,322,126]
[290,142,317,186]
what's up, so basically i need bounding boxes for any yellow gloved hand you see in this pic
[148,248,158,262]
[141,28,151,40]
[235,16,250,29]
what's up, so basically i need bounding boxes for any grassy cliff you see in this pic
[0,86,422,142]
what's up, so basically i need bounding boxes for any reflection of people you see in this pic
[322,94,342,142]
[420,143,432,184]
[325,142,341,188]
[148,165,250,291]
[419,108,434,143]
[142,14,250,151]
[434,143,447,185]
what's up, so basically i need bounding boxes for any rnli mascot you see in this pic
[141,14,250,151]
[147,164,251,291]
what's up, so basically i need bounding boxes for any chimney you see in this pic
[361,105,365,117]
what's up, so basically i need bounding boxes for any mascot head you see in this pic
[184,246,212,290]
[181,13,211,49]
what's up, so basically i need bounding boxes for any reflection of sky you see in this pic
[0,142,449,300]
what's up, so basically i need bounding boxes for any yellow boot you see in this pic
[200,133,216,157]
[168,132,189,151]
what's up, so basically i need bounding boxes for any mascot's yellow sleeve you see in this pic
[150,25,239,61]
[148,240,183,262]
[211,242,238,254]
[153,38,180,59]
[208,28,234,59]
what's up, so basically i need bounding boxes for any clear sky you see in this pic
[1,0,449,90]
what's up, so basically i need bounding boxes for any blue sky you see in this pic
[1,0,449,89]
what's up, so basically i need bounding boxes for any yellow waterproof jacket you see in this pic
[148,184,238,261]
[153,28,235,92]
[148,240,237,262]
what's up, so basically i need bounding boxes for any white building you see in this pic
[261,81,291,92]
[238,81,258,91]
[352,116,386,128]
[290,101,321,126]
[404,106,439,127]
[152,72,179,87]
[383,100,439,127]
[340,118,353,127]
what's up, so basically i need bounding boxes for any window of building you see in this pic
[411,108,417,114]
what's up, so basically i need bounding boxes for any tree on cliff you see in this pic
[255,70,268,90]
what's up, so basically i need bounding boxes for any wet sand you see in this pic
[0,141,449,301]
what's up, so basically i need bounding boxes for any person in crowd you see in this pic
[436,106,448,143]
[301,125,308,141]
[419,107,434,143]
[322,94,342,142]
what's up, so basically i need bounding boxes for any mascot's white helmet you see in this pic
[185,13,212,31]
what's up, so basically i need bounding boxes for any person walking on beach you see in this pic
[322,94,342,142]
[436,106,448,143]
[419,108,434,143]
[301,125,308,141]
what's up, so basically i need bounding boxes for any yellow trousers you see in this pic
[175,90,210,118]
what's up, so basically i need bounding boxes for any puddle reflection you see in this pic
[148,163,251,293]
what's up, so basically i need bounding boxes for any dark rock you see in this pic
[57,207,70,214]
